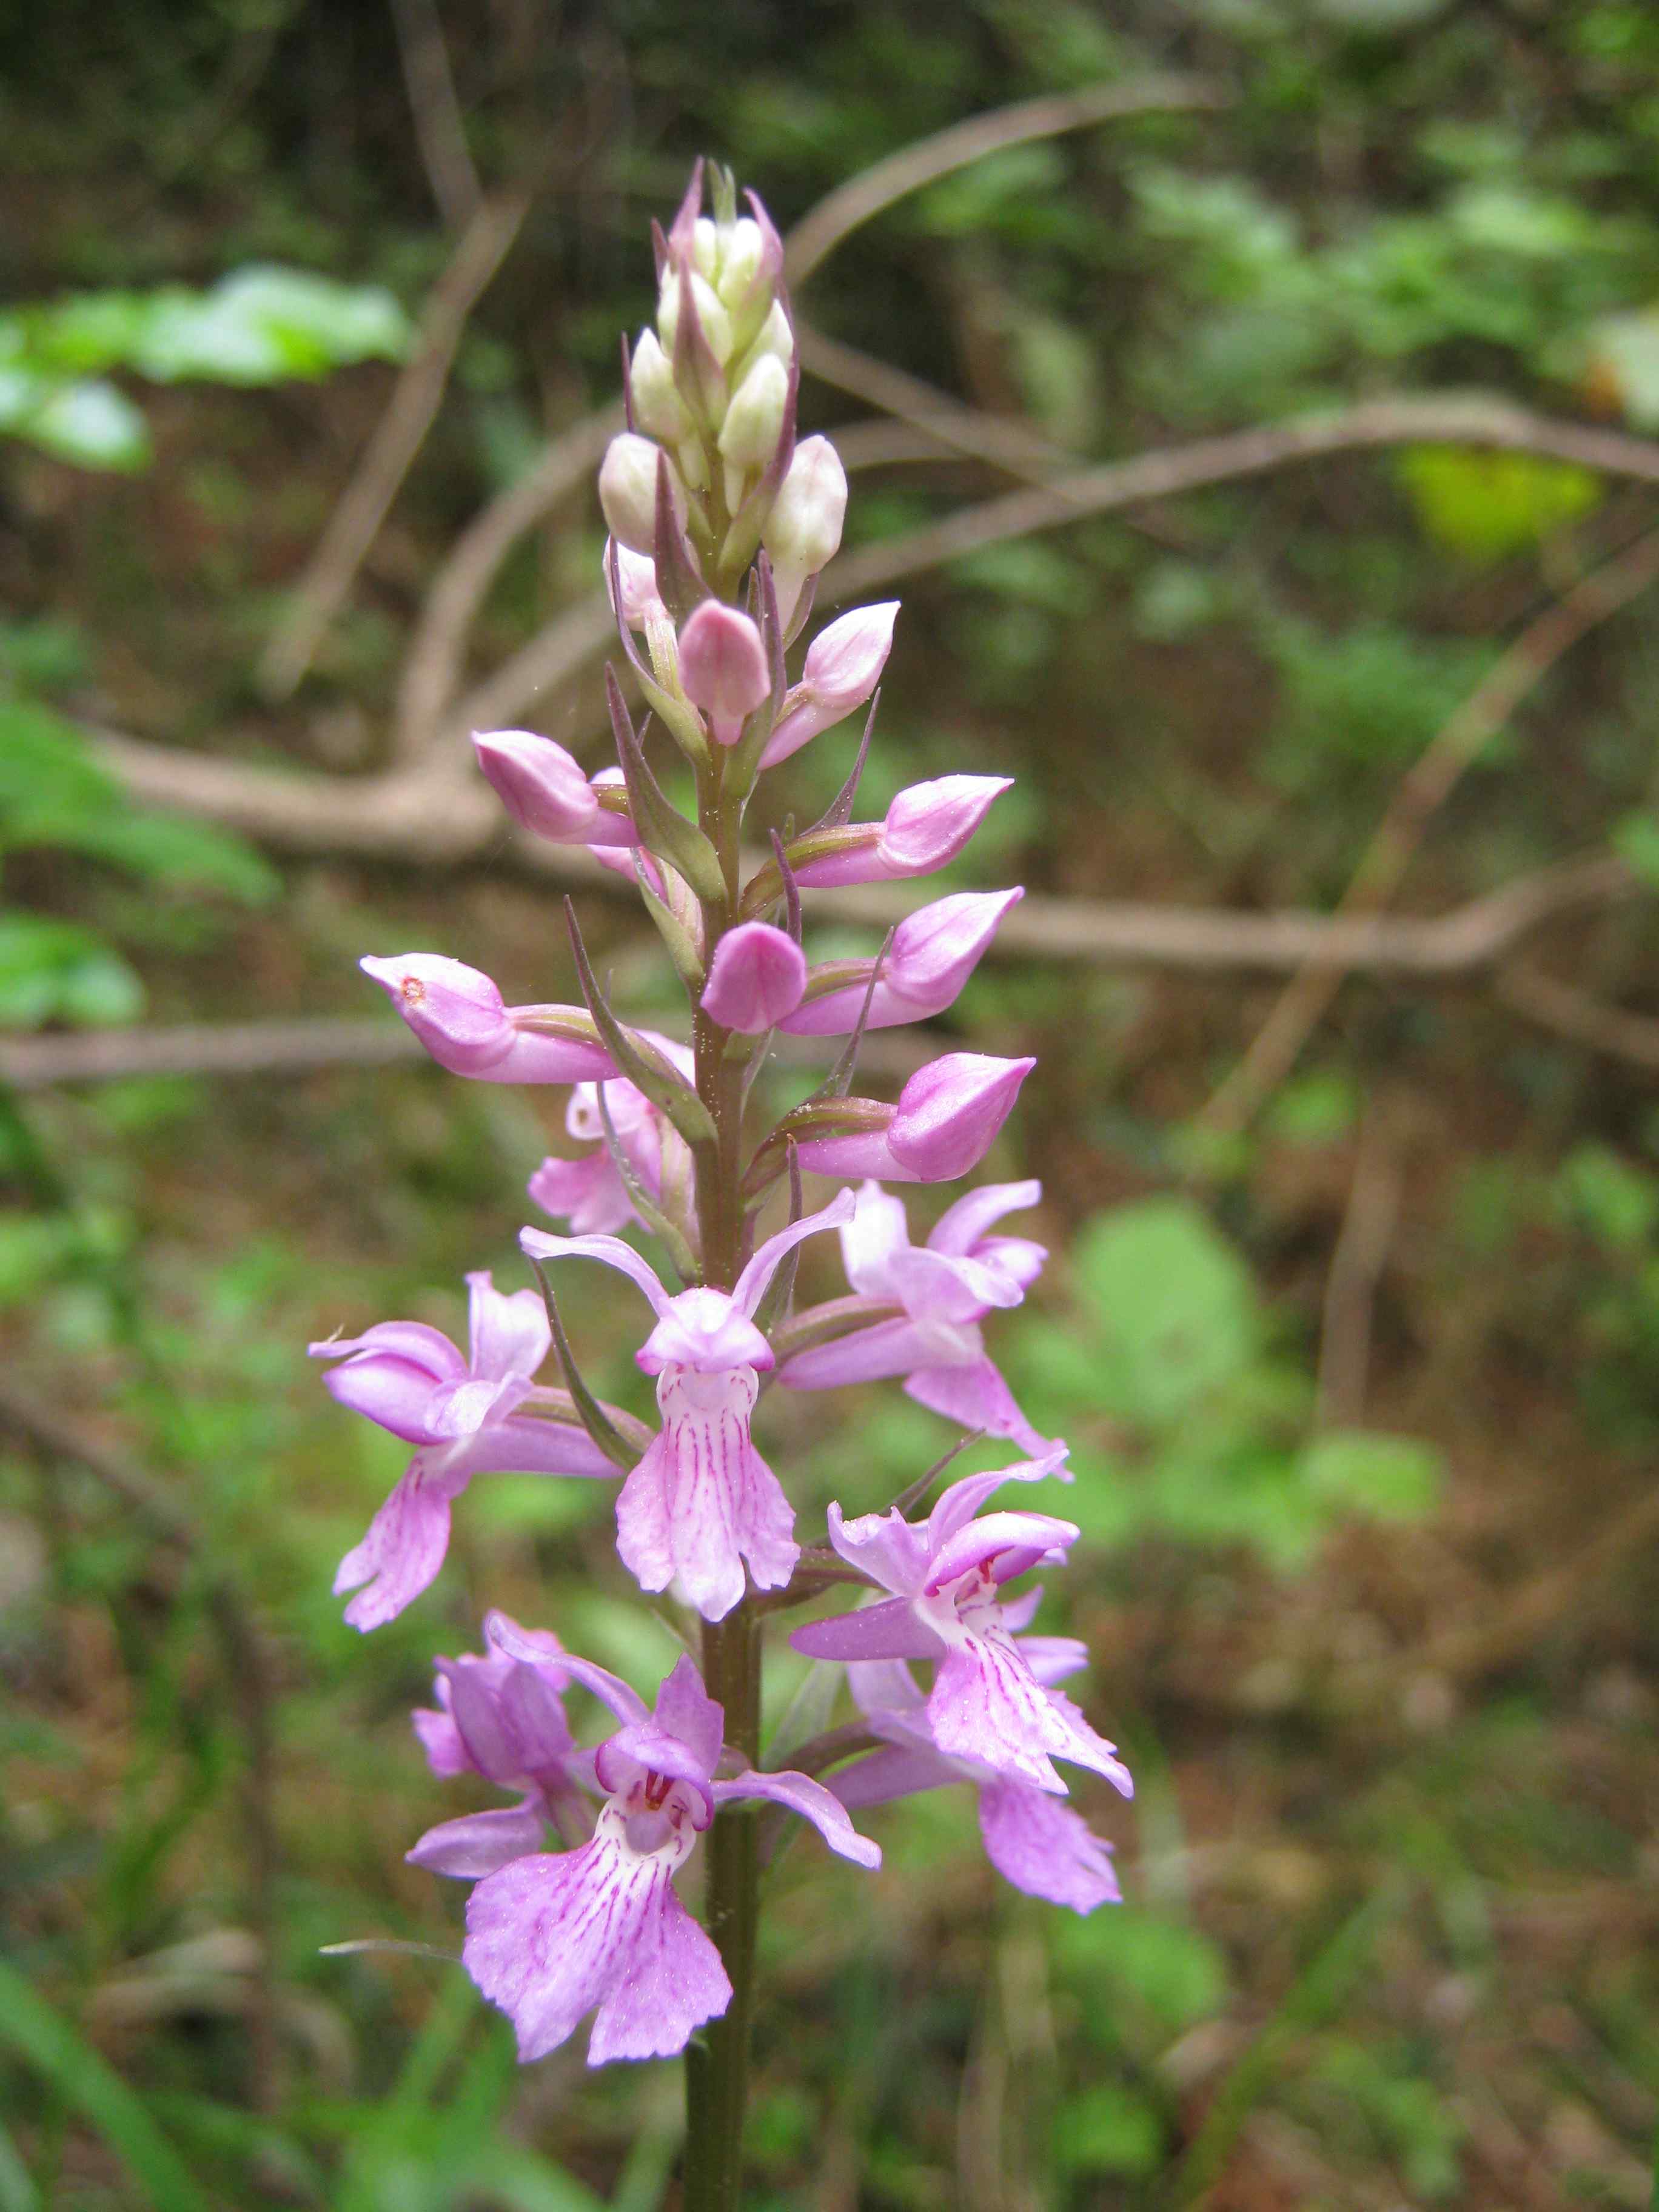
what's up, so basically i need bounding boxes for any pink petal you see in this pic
[927,1634,1074,1794]
[839,1181,911,1298]
[925,1178,1042,1259]
[465,1273,551,1385]
[923,1508,1079,1596]
[977,1780,1121,1914]
[463,1827,729,2065]
[518,1229,674,1318]
[777,1318,941,1394]
[527,1151,635,1235]
[652,1653,725,1776]
[789,1595,940,1663]
[317,1347,454,1444]
[903,1358,1062,1457]
[700,922,807,1033]
[825,1500,931,1595]
[334,1453,461,1630]
[732,1187,857,1318]
[712,1769,882,1867]
[407,1801,549,1879]
[412,1701,468,1777]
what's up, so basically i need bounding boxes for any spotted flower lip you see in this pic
[310,1273,620,1632]
[520,1193,854,1619]
[789,1458,1132,1798]
[827,1657,1122,1916]
[779,1179,1060,1455]
[459,1626,878,2066]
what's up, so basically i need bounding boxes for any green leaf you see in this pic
[0,1956,215,2212]
[1056,2082,1166,2178]
[1612,808,1659,889]
[8,378,150,470]
[1071,1198,1259,1427]
[1396,446,1603,564]
[1555,1142,1659,1249]
[0,915,144,1030]
[131,266,412,386]
[11,808,280,901]
[1296,1431,1444,1521]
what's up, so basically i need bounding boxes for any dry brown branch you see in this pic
[1199,520,1659,1134]
[782,76,1224,286]
[389,0,482,233]
[1316,1104,1404,1430]
[822,397,1659,603]
[256,190,530,702]
[0,1381,281,2106]
[1495,956,1659,1070]
[393,404,623,759]
[0,1012,930,1093]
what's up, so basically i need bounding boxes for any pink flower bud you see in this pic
[599,433,677,557]
[788,776,1013,888]
[602,540,666,631]
[361,953,615,1085]
[782,888,1022,1035]
[701,922,807,1033]
[473,730,635,848]
[678,601,771,746]
[760,602,899,768]
[796,1053,1034,1184]
[762,435,847,628]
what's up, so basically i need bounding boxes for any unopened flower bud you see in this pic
[678,600,771,746]
[360,954,614,1085]
[760,602,898,768]
[659,269,734,368]
[691,217,719,280]
[783,888,1022,1036]
[473,730,635,848]
[602,539,666,631]
[731,300,794,387]
[762,435,847,627]
[599,433,675,557]
[787,776,1013,888]
[717,352,789,473]
[714,217,765,312]
[796,1053,1034,1184]
[701,922,807,1034]
[629,330,692,444]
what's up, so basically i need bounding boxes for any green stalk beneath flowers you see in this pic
[683,731,762,2212]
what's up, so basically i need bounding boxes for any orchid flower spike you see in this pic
[310,1274,620,1631]
[780,1179,1061,1454]
[408,1619,590,1876]
[782,890,1022,1035]
[361,954,615,1085]
[520,1191,856,1619]
[829,1657,1121,1915]
[791,1458,1133,1800]
[462,1628,879,2065]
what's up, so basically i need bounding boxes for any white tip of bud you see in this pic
[717,352,789,471]
[629,329,691,444]
[762,436,848,624]
[598,432,675,557]
[691,218,719,280]
[658,269,734,368]
[715,217,765,310]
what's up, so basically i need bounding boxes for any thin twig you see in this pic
[389,0,482,232]
[783,76,1225,286]
[256,190,530,701]
[1199,520,1659,1134]
[1316,1102,1404,1430]
[0,1382,281,2109]
[1494,956,1659,1071]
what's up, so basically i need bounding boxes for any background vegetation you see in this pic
[4,2,1659,2205]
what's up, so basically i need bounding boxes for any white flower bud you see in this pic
[598,432,676,557]
[762,435,847,575]
[714,217,765,310]
[717,352,789,471]
[629,329,692,444]
[691,217,719,280]
[735,300,794,379]
[657,269,734,367]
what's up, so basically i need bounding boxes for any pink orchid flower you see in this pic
[463,1625,878,2065]
[791,1459,1133,1798]
[520,1192,854,1621]
[310,1273,618,1631]
[779,1179,1060,1453]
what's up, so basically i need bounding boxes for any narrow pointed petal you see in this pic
[825,1499,930,1594]
[484,1621,651,1730]
[825,1743,955,1812]
[789,1595,941,1663]
[927,1178,1042,1258]
[977,1781,1121,1914]
[712,1769,882,1866]
[518,1228,675,1318]
[412,1700,468,1777]
[925,1452,1072,1551]
[527,1151,635,1235]
[732,1187,856,1316]
[407,1802,549,1879]
[779,1318,945,1394]
[903,1358,1062,1457]
[333,1453,460,1630]
[839,1181,910,1298]
[314,1342,456,1444]
[652,1653,724,1775]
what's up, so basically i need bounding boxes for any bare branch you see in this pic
[256,191,530,702]
[389,0,482,232]
[1495,956,1659,1071]
[783,76,1225,287]
[1316,1102,1404,1432]
[822,397,1659,603]
[1199,519,1659,1134]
